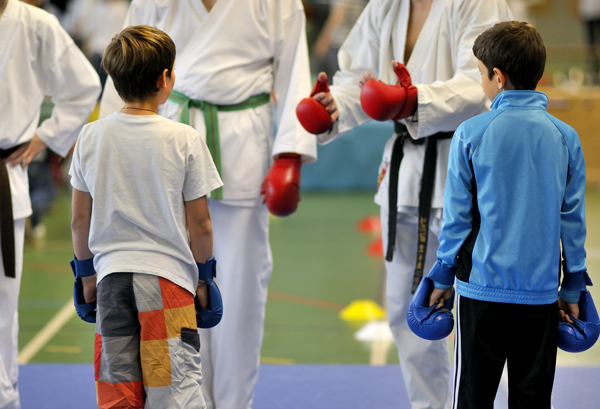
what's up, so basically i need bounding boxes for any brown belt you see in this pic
[0,145,22,278]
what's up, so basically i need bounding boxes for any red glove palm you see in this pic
[360,63,418,122]
[296,76,332,134]
[260,153,302,217]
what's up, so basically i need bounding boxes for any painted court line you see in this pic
[18,298,76,364]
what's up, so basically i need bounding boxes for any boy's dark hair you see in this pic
[102,25,176,102]
[473,21,546,90]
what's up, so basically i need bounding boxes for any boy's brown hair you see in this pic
[102,25,176,102]
[473,21,546,90]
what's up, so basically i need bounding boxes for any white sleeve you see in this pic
[36,21,101,157]
[271,2,317,163]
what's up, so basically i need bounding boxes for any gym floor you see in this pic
[18,187,600,367]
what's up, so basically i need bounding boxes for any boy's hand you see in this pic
[81,274,97,304]
[5,135,47,168]
[196,280,209,309]
[429,287,454,310]
[558,296,580,323]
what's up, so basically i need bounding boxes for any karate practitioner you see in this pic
[99,1,317,408]
[0,1,101,408]
[311,1,512,408]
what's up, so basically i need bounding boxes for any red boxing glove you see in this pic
[296,77,331,134]
[360,63,418,122]
[260,153,302,217]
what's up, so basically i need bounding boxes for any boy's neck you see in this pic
[120,98,159,116]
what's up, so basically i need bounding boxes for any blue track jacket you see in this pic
[429,91,589,305]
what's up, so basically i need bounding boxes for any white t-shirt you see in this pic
[69,112,223,295]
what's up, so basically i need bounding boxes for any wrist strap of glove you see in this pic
[70,255,96,278]
[197,256,216,283]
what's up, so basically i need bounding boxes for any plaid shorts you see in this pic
[95,273,205,409]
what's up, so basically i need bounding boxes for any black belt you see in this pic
[0,145,22,278]
[386,123,453,293]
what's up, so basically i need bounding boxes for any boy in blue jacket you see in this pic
[427,21,589,409]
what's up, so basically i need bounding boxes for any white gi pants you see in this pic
[0,219,24,409]
[380,207,452,409]
[200,200,271,409]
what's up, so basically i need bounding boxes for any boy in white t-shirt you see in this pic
[69,25,223,408]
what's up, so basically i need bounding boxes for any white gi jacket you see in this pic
[319,0,512,210]
[100,0,317,203]
[0,0,101,219]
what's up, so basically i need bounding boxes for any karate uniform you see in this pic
[99,1,316,408]
[318,1,512,408]
[0,1,100,408]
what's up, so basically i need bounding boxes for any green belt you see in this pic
[168,90,271,200]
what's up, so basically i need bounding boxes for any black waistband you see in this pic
[393,122,454,142]
[0,144,23,278]
[0,145,21,159]
[0,147,17,278]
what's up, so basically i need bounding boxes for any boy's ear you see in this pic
[157,68,169,89]
[493,67,508,90]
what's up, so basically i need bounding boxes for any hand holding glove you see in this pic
[296,72,337,134]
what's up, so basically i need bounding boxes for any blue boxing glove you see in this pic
[558,290,600,353]
[70,255,97,323]
[195,256,223,328]
[407,277,454,341]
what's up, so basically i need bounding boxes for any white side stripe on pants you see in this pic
[453,293,462,409]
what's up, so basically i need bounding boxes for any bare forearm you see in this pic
[71,188,94,260]
[71,221,94,260]
[189,220,213,263]
[71,192,96,303]
[185,196,214,263]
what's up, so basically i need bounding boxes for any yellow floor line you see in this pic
[23,260,71,274]
[18,298,76,364]
[44,345,82,354]
[260,357,294,365]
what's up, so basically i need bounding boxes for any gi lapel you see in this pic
[379,0,403,84]
[174,0,233,87]
[404,0,447,78]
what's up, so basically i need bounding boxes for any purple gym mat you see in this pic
[18,364,600,409]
